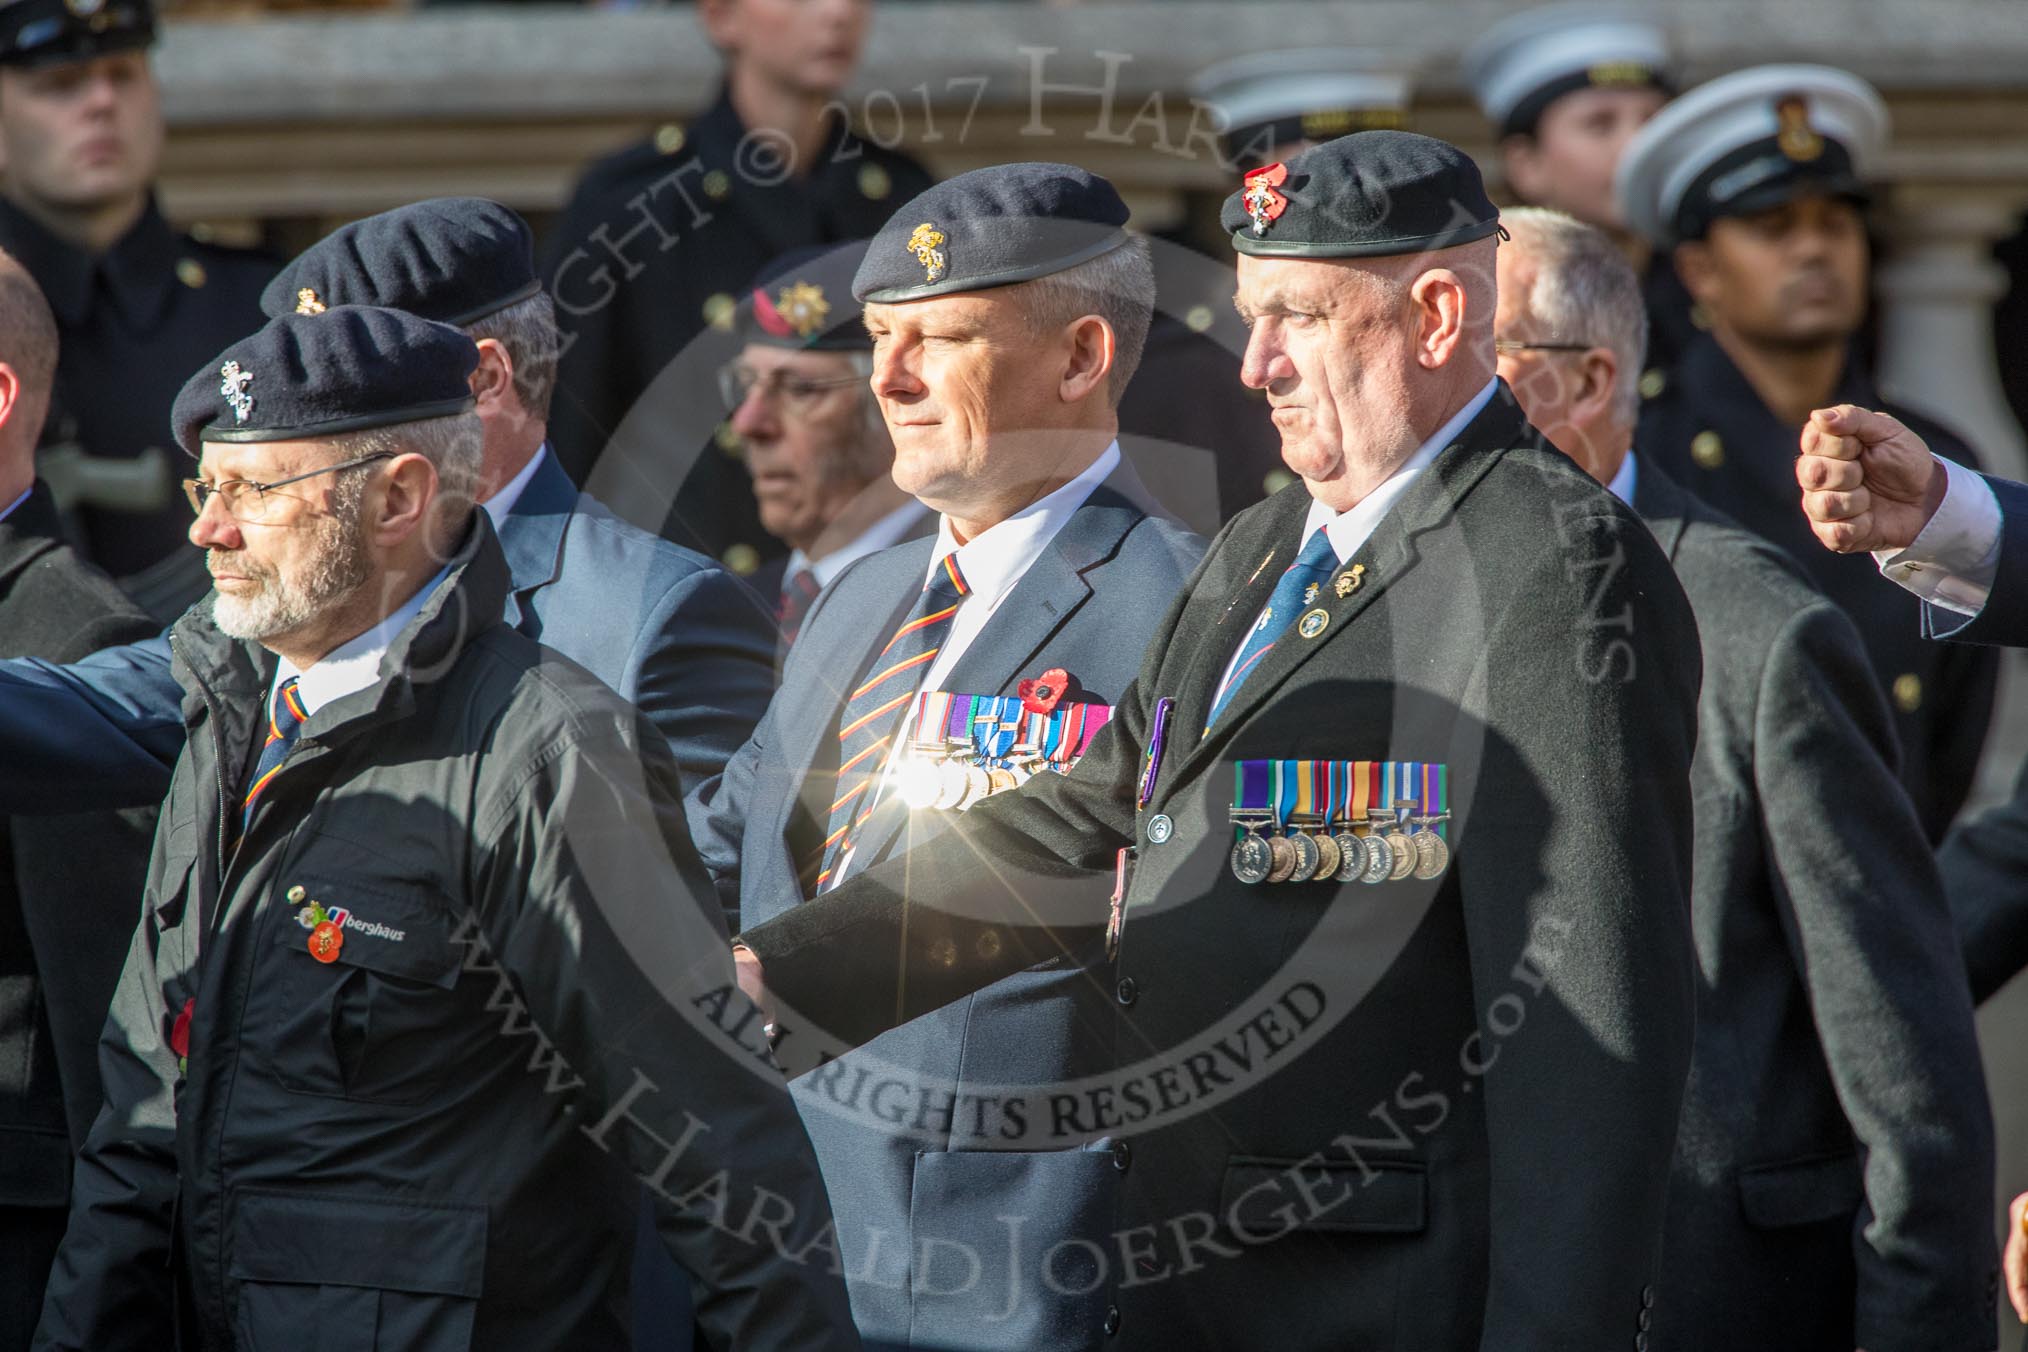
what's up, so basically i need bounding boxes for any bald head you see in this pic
[1233,235,1498,512]
[0,248,56,503]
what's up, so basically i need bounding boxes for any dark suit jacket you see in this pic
[743,386,1705,1350]
[0,451,777,815]
[689,459,1202,1349]
[0,486,156,1197]
[1633,463,1995,1352]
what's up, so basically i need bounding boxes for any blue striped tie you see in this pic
[812,553,970,892]
[1206,529,1340,729]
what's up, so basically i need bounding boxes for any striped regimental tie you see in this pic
[242,675,307,834]
[1204,528,1340,730]
[810,553,969,893]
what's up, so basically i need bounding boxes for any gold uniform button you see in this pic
[1639,368,1666,400]
[1893,673,1923,713]
[175,258,207,289]
[722,543,760,576]
[857,163,892,201]
[1184,304,1214,333]
[702,169,731,201]
[654,123,687,155]
[1263,469,1296,496]
[1690,430,1724,470]
[701,292,736,331]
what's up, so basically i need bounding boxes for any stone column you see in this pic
[1875,190,2028,479]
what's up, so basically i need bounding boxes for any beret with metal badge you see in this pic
[1219,130,1503,260]
[737,240,872,352]
[0,0,154,70]
[261,197,542,328]
[1615,64,1886,247]
[852,162,1131,304]
[1463,4,1675,140]
[173,305,479,459]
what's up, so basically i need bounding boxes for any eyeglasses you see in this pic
[717,362,864,415]
[1493,338,1599,355]
[182,452,396,523]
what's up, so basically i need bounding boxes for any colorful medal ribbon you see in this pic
[1352,760,1373,831]
[1424,762,1448,838]
[1316,759,1337,827]
[1233,760,1272,838]
[1274,759,1302,831]
[1137,697,1175,809]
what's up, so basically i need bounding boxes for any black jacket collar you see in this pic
[0,194,182,331]
[0,480,63,586]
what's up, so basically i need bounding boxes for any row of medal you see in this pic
[1229,759,1451,886]
[896,691,1112,813]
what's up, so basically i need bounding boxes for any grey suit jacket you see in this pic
[688,457,1203,1349]
[1634,464,1996,1352]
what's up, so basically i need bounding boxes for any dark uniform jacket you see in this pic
[690,459,1202,1349]
[0,484,155,1348]
[1639,333,1998,840]
[0,452,777,823]
[31,517,856,1352]
[1631,463,1996,1352]
[742,386,1705,1351]
[544,90,932,564]
[0,198,273,616]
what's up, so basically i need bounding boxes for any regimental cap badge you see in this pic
[1775,95,1823,162]
[1241,162,1291,236]
[294,287,326,316]
[907,222,948,284]
[219,360,254,424]
[770,280,831,339]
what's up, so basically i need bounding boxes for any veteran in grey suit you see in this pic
[1499,209,1995,1351]
[0,199,777,815]
[692,165,1202,1350]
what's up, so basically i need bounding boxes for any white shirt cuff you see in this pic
[1874,454,2001,617]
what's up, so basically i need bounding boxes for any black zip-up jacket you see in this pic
[33,516,857,1352]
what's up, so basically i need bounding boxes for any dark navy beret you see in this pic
[0,0,154,70]
[261,198,541,328]
[1219,131,1503,260]
[852,163,1131,304]
[173,306,478,459]
[737,241,872,352]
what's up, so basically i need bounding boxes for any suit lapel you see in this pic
[495,450,577,631]
[1168,488,1313,745]
[0,484,61,592]
[1172,390,1527,781]
[845,474,1153,877]
[1629,458,1688,563]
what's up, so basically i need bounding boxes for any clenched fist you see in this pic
[1795,404,1946,554]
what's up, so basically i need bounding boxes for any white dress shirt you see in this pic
[829,441,1121,883]
[787,498,934,591]
[1872,454,2002,617]
[1215,379,1498,697]
[271,562,452,719]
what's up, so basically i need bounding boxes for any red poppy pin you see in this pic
[751,286,793,339]
[1019,667,1071,716]
[169,997,193,1073]
[1241,163,1290,237]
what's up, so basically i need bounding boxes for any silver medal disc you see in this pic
[1230,834,1273,884]
[1413,831,1450,881]
[1332,832,1366,882]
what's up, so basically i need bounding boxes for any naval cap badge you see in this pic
[907,222,948,284]
[1775,95,1823,162]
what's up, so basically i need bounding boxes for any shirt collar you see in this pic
[0,486,29,524]
[1605,450,1638,507]
[483,444,548,526]
[1302,378,1498,563]
[273,563,452,718]
[923,442,1121,601]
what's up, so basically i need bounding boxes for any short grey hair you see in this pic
[463,290,559,424]
[322,410,485,513]
[1500,207,1647,426]
[1007,234,1155,405]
